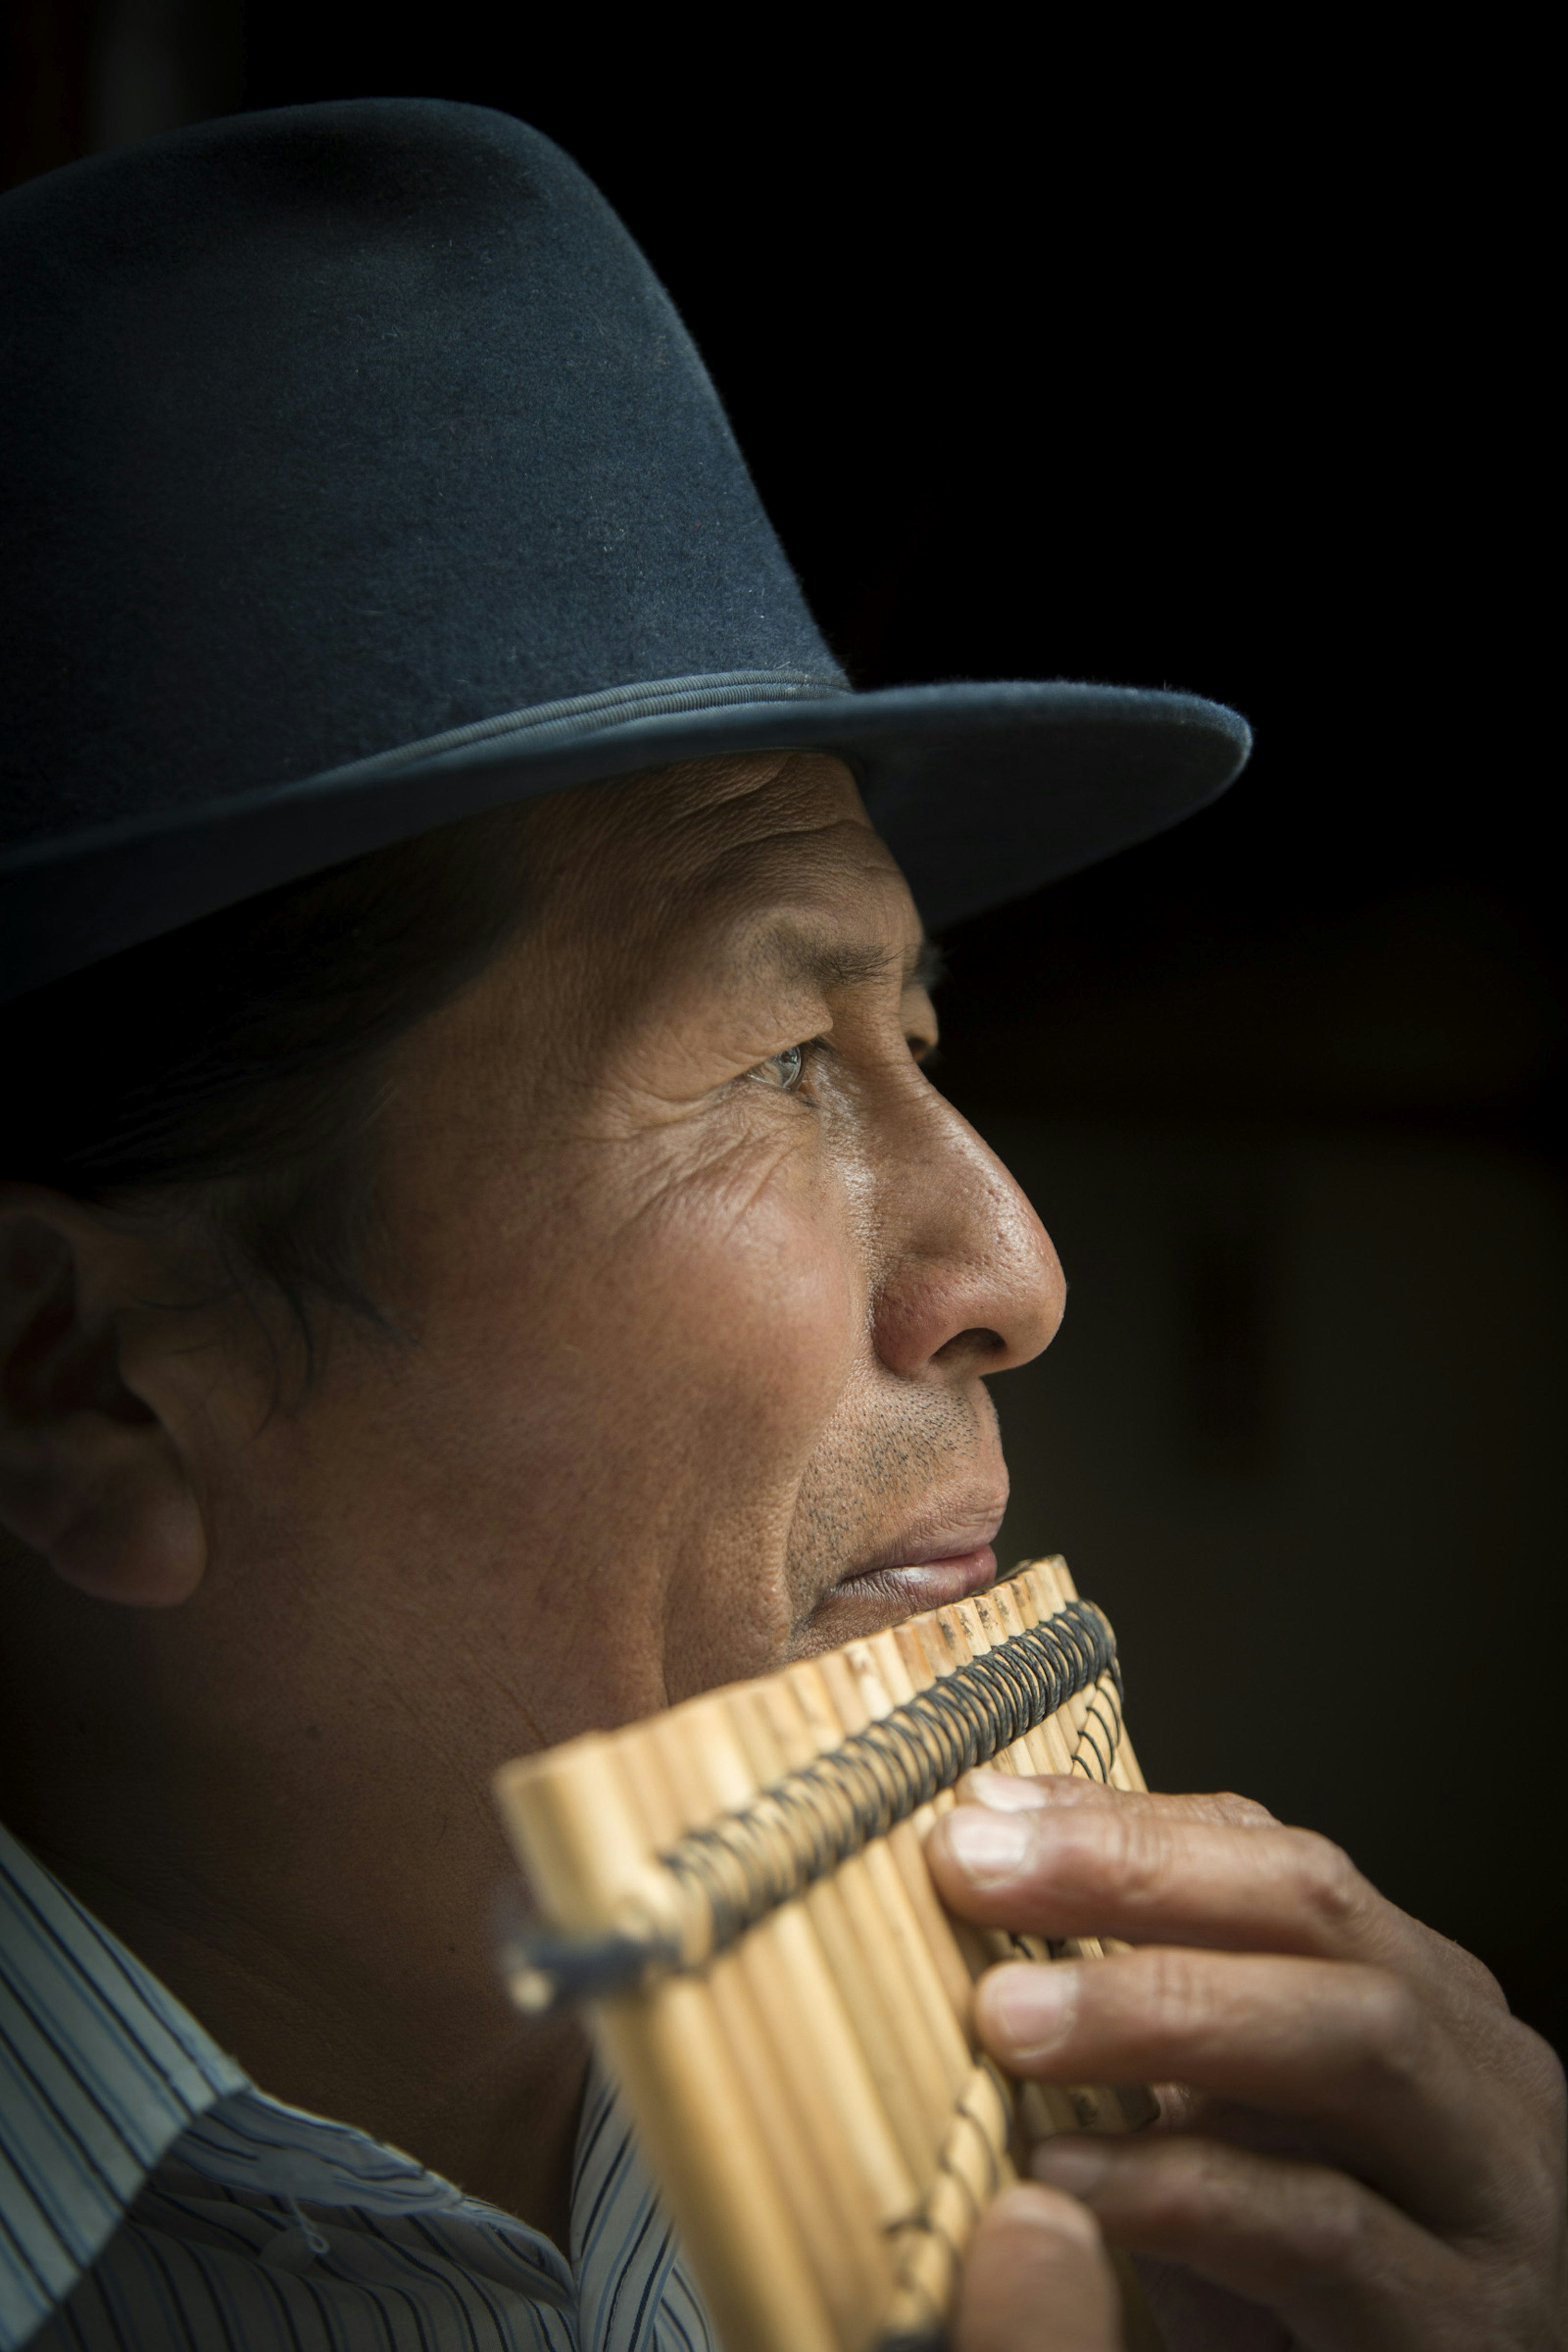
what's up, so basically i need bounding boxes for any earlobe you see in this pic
[0,1200,207,1607]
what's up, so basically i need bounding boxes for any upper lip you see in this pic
[835,1502,1007,1584]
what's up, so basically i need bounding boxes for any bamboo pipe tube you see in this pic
[933,1592,1134,2145]
[1002,1573,1079,1777]
[920,1602,1056,1986]
[726,1680,924,2221]
[848,1591,1031,2318]
[750,1672,937,2186]
[885,1602,995,1813]
[947,1597,1020,1775]
[1012,1568,1120,1960]
[950,1596,1062,1978]
[859,1613,1071,2189]
[858,1626,947,1849]
[969,1585,1056,1779]
[494,1735,837,2352]
[923,1600,1083,2163]
[882,2058,1018,2342]
[880,1607,1039,2040]
[639,1693,884,2333]
[1022,1563,1127,1781]
[814,1644,976,2096]
[1002,1581,1162,2139]
[640,1706,887,2328]
[890,1618,960,1818]
[846,1618,1044,2220]
[1018,1565,1108,1777]
[855,1621,1024,2050]
[929,1600,1027,1823]
[1006,1599,1152,1985]
[623,1714,855,2317]
[1004,1583,1120,1897]
[1020,1558,1071,1633]
[991,1581,1073,1778]
[1040,1554,1076,1600]
[854,1605,1119,2260]
[958,1591,1056,1782]
[683,1688,905,2308]
[1065,1670,1123,1783]
[785,1655,966,2144]
[840,1632,987,2027]
[778,1661,952,2171]
[990,1602,1168,2331]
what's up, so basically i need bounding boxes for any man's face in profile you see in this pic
[92,747,1062,1766]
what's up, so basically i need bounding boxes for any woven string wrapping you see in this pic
[661,1598,1118,1963]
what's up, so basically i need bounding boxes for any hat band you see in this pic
[291,668,853,800]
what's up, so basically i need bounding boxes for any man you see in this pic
[0,99,1560,2352]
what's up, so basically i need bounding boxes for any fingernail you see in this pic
[1031,2137,1114,2195]
[943,1807,1031,1883]
[988,1962,1079,2056]
[964,1769,1052,1812]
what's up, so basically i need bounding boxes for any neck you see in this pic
[0,1574,588,2247]
[32,1839,588,2247]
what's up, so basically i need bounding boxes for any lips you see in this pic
[840,1544,998,1610]
[801,1513,1004,1647]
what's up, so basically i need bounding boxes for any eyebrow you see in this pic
[762,931,946,995]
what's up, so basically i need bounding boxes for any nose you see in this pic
[870,1084,1065,1382]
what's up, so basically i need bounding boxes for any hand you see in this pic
[956,2183,1123,2352]
[927,1773,1567,2352]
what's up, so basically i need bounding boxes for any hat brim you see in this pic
[0,679,1250,1001]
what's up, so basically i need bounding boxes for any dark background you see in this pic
[6,6,1562,2049]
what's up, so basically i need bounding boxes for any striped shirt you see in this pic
[0,1824,715,2352]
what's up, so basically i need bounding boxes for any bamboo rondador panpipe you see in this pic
[494,1557,1157,2352]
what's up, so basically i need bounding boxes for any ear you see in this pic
[0,1191,207,1606]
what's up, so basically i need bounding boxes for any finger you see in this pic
[975,1948,1507,2232]
[955,1770,1278,1834]
[927,1781,1466,2002]
[938,1776,1536,2094]
[955,2183,1122,2352]
[1028,2132,1477,2352]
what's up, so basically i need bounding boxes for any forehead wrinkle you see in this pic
[652,802,921,989]
[537,760,935,1042]
[602,753,877,895]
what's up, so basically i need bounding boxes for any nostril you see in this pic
[933,1326,1007,1367]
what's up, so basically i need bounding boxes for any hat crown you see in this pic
[0,99,839,857]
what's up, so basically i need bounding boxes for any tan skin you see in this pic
[0,751,1561,2346]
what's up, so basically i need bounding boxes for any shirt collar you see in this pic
[0,1817,245,2347]
[0,1820,584,2348]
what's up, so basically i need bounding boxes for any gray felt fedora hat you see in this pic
[0,98,1251,1006]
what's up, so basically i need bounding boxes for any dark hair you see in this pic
[2,805,537,1350]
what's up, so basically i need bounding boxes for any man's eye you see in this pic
[748,1043,808,1091]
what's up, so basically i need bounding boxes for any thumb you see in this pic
[957,2183,1123,2352]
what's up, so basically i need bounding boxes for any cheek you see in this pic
[665,1189,858,1409]
[386,1140,865,1672]
[556,1161,863,1480]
